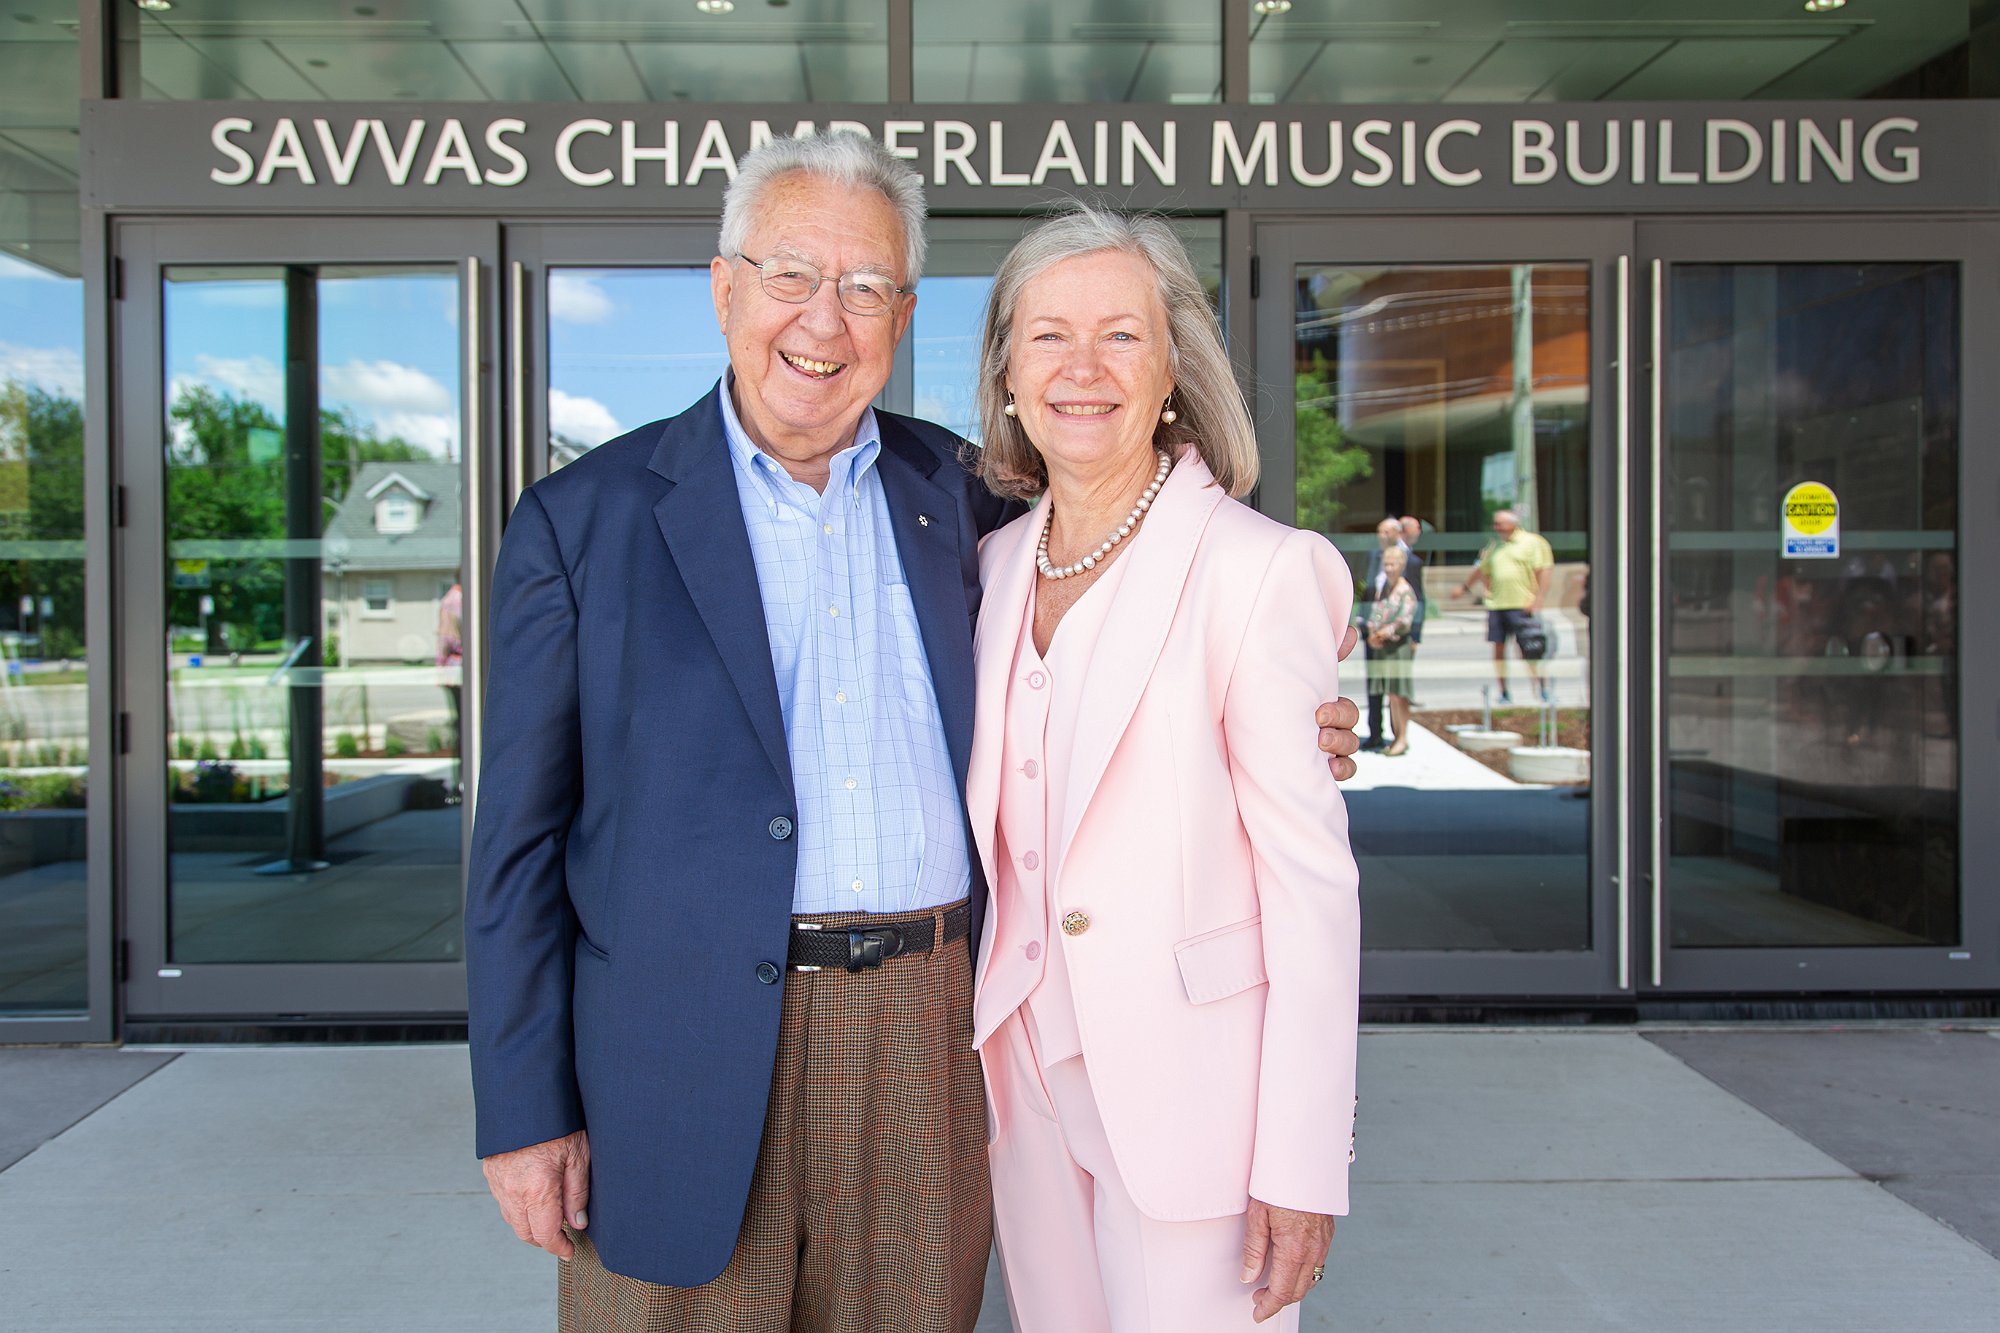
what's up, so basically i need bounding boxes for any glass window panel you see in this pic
[0,9,85,1017]
[1664,262,1959,948]
[136,0,891,103]
[545,268,728,471]
[911,219,1221,446]
[162,265,465,965]
[1251,1,1979,104]
[915,0,1220,103]
[1294,262,1593,951]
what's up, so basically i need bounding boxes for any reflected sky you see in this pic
[0,253,83,402]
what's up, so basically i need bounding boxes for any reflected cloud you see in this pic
[0,341,83,399]
[192,352,281,408]
[323,358,453,415]
[549,388,620,444]
[549,273,616,325]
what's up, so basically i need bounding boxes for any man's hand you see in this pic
[1317,625,1362,780]
[1240,1197,1337,1323]
[483,1129,591,1261]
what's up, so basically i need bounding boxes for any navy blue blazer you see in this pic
[466,383,1016,1286]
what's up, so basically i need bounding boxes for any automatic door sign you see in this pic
[1781,481,1839,559]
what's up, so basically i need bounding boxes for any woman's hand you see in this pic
[1240,1197,1337,1322]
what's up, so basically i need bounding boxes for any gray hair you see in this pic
[718,131,928,284]
[974,203,1260,500]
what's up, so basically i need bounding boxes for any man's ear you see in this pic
[710,255,734,335]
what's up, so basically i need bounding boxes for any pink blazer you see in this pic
[968,451,1362,1222]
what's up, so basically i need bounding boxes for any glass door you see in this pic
[118,219,498,1020]
[502,224,728,500]
[1255,218,1632,998]
[1641,219,2000,994]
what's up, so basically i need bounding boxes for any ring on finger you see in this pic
[1311,1265,1326,1283]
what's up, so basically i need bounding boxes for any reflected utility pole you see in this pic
[258,264,328,875]
[1510,264,1540,531]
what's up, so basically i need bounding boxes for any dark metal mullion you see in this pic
[1222,0,1250,103]
[887,0,913,103]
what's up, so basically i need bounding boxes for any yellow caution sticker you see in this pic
[1781,481,1839,558]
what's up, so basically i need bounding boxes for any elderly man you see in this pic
[1457,507,1553,703]
[466,132,1361,1333]
[1359,517,1423,749]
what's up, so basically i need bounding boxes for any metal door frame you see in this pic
[500,221,730,507]
[115,217,500,1020]
[1253,216,1637,999]
[1637,216,2000,995]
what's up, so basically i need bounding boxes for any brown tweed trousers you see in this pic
[558,901,992,1333]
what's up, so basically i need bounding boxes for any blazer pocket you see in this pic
[1173,917,1267,1005]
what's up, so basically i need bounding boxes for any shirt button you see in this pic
[834,691,848,704]
[768,816,794,841]
[1025,941,1042,961]
[843,777,857,790]
[1022,759,1039,779]
[1022,851,1039,870]
[851,879,864,893]
[823,524,834,535]
[755,961,780,985]
[1028,671,1046,689]
[828,606,840,618]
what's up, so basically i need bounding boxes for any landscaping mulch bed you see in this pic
[1413,707,1592,783]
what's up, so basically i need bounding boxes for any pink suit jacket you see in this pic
[969,451,1362,1223]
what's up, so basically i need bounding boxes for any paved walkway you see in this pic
[2,1028,1995,1332]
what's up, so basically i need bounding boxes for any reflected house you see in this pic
[319,461,460,665]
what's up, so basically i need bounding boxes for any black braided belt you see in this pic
[787,901,972,973]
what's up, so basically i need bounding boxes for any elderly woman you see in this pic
[1365,545,1419,757]
[966,205,1361,1332]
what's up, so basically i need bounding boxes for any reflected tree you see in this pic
[1294,353,1373,535]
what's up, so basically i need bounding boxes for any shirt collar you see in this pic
[717,371,882,504]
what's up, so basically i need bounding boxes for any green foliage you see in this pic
[0,771,86,810]
[383,732,408,758]
[333,731,361,759]
[0,384,86,655]
[425,727,444,754]
[1293,355,1376,535]
[196,736,220,762]
[174,733,196,760]
[163,386,435,652]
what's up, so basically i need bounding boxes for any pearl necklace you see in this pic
[1037,451,1173,580]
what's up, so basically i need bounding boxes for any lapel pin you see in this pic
[918,514,932,527]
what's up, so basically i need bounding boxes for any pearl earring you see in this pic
[1003,395,1018,418]
[1160,401,1178,425]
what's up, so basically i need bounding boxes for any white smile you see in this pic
[781,351,846,378]
[1051,404,1116,415]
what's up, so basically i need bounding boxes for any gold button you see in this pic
[1061,910,1091,937]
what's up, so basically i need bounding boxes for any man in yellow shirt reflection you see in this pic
[1456,508,1553,705]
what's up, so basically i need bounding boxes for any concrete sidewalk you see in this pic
[2,1029,1996,1332]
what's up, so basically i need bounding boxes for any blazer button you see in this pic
[755,961,780,985]
[1061,910,1091,937]
[768,816,794,841]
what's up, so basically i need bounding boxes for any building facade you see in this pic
[2,0,1996,1039]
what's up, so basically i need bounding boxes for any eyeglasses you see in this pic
[736,253,910,317]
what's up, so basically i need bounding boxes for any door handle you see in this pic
[1614,254,1632,992]
[509,260,528,513]
[462,255,483,816]
[1648,257,1665,989]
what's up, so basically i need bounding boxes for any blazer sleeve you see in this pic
[465,486,588,1160]
[1221,528,1363,1216]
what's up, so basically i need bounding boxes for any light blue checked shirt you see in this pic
[718,379,972,916]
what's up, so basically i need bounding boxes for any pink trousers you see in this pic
[983,1009,1300,1333]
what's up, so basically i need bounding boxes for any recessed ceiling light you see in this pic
[1803,0,1846,11]
[1252,0,1293,14]
[695,0,735,13]
[135,0,174,12]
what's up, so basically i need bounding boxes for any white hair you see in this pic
[718,131,928,284]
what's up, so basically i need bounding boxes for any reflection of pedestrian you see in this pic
[1365,546,1418,756]
[436,577,463,760]
[1361,517,1422,748]
[1456,508,1552,703]
[1397,515,1430,645]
